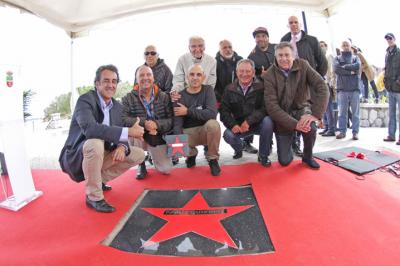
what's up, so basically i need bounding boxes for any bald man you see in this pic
[172,64,221,176]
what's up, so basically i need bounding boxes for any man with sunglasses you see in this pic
[134,45,173,93]
[172,36,216,92]
[383,33,400,145]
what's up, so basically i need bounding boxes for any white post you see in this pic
[0,65,42,211]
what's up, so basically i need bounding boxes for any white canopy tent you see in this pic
[1,0,343,37]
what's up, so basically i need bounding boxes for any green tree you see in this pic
[23,89,35,121]
[76,81,132,99]
[43,92,71,120]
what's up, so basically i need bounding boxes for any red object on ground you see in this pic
[1,162,400,266]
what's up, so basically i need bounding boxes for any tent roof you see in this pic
[1,0,341,36]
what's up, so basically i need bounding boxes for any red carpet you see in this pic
[1,161,400,266]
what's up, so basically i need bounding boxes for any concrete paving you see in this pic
[23,119,399,170]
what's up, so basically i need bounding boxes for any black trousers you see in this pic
[276,128,317,166]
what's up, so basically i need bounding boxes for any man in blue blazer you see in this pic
[59,64,145,213]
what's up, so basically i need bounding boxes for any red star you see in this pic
[142,192,254,249]
[167,136,187,156]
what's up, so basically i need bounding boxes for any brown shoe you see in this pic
[336,133,346,139]
[383,136,396,142]
[352,133,359,140]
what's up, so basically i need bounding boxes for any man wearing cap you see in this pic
[248,26,276,78]
[383,33,400,145]
[172,36,217,92]
[246,27,275,154]
[334,39,361,140]
[281,16,328,157]
[134,45,173,93]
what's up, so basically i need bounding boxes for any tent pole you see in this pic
[301,11,308,34]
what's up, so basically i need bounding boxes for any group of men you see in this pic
[59,15,333,213]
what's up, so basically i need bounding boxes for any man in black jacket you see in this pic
[281,16,328,157]
[383,33,400,145]
[215,39,243,103]
[122,65,173,179]
[220,59,273,166]
[59,65,145,213]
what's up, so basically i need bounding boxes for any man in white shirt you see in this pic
[172,36,217,92]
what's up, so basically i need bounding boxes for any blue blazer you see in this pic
[59,90,129,182]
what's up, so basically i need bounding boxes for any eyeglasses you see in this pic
[144,51,157,56]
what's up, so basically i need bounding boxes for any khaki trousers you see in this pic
[182,119,221,160]
[82,139,145,201]
[132,139,172,174]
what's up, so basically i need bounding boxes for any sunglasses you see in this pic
[144,51,157,56]
[386,37,393,41]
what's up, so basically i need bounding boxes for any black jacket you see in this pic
[281,30,327,77]
[384,45,400,92]
[215,51,243,102]
[59,90,129,182]
[248,44,276,78]
[219,78,266,130]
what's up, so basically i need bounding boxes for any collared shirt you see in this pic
[139,88,155,119]
[96,90,128,142]
[238,82,252,96]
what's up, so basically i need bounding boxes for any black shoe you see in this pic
[86,197,115,213]
[302,158,320,170]
[185,155,196,168]
[292,143,303,157]
[319,129,328,135]
[102,183,112,191]
[243,142,258,154]
[233,150,243,159]
[321,131,335,137]
[136,162,147,180]
[258,156,271,167]
[171,157,179,166]
[208,159,221,176]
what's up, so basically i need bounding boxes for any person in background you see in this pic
[334,39,361,141]
[134,45,173,93]
[319,40,337,137]
[248,26,276,78]
[215,39,243,103]
[172,36,216,92]
[383,33,400,145]
[351,45,379,104]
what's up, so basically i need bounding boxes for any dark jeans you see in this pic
[276,127,317,166]
[361,73,379,100]
[223,117,274,158]
[322,98,337,133]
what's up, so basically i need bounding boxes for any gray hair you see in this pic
[236,59,255,71]
[189,36,205,45]
[135,65,153,81]
[274,42,294,56]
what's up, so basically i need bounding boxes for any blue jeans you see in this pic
[338,91,360,135]
[322,98,336,133]
[388,92,400,138]
[223,117,274,158]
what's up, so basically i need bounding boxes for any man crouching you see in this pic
[172,64,221,176]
